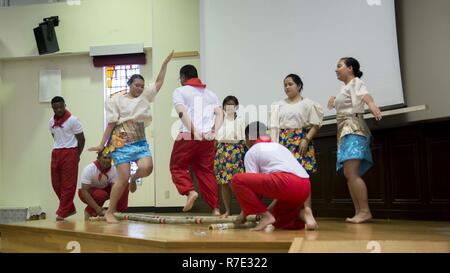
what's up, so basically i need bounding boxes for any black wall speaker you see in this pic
[33,21,59,55]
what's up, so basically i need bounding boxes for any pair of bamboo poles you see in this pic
[90,213,261,230]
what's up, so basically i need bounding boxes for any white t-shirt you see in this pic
[215,116,246,144]
[172,85,221,133]
[106,83,157,127]
[78,162,118,189]
[244,141,309,178]
[49,115,83,149]
[270,97,324,129]
[335,77,369,115]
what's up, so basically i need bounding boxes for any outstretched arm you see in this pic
[88,122,116,152]
[363,95,382,121]
[155,50,174,92]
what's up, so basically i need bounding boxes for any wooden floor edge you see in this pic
[0,223,292,251]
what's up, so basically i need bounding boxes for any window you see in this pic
[104,64,140,99]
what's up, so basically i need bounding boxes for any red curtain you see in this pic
[92,53,146,67]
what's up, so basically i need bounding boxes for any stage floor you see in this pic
[1,214,449,253]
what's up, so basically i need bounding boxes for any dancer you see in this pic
[270,73,323,229]
[89,51,173,223]
[214,95,246,217]
[328,57,382,224]
[170,64,223,215]
[232,122,313,231]
[78,152,128,220]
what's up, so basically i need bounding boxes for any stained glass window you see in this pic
[104,64,140,98]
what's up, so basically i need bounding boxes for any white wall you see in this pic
[0,0,152,59]
[0,60,3,194]
[152,0,200,207]
[397,0,450,122]
[0,0,159,217]
[0,54,157,215]
[0,0,201,215]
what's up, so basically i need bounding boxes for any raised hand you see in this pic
[164,50,174,65]
[370,105,382,121]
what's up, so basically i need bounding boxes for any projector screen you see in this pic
[200,0,404,121]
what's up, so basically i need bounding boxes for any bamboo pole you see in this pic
[89,213,261,225]
[208,222,257,230]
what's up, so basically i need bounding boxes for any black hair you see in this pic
[51,96,65,104]
[284,74,304,91]
[127,74,145,86]
[222,95,239,108]
[180,65,198,80]
[340,57,364,78]
[245,122,268,140]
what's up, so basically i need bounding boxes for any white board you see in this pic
[39,69,61,103]
[200,0,404,121]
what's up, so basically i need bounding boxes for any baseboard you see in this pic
[315,208,450,221]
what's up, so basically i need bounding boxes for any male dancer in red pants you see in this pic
[49,96,85,220]
[78,152,129,220]
[232,122,317,230]
[170,64,223,215]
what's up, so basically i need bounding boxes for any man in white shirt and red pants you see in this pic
[233,122,317,231]
[78,152,128,220]
[170,64,223,215]
[49,96,85,221]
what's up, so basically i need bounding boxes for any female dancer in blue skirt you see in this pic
[328,57,382,224]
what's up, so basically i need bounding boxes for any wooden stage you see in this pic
[1,214,449,253]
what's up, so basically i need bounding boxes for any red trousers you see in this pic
[170,133,219,209]
[51,148,79,218]
[232,172,310,230]
[78,184,128,216]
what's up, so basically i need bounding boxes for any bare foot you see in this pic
[129,181,137,193]
[129,175,137,193]
[300,207,319,230]
[250,211,276,231]
[220,212,230,218]
[346,212,372,224]
[105,211,119,224]
[234,211,246,224]
[182,191,198,212]
[212,208,221,216]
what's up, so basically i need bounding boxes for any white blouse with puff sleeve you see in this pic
[335,77,369,115]
[105,83,157,127]
[270,97,324,129]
